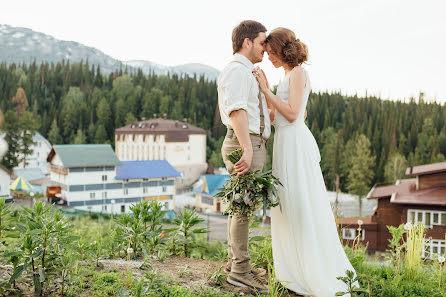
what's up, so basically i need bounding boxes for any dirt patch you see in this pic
[101,256,302,296]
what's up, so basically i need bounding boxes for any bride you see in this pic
[253,28,356,297]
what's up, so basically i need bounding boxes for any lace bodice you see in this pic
[274,68,311,127]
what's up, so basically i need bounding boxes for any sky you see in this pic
[1,0,446,103]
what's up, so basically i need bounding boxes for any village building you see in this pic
[47,144,179,215]
[0,132,53,173]
[114,115,207,188]
[337,161,446,258]
[193,174,230,213]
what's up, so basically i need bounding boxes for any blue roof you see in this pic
[193,174,230,196]
[115,160,181,179]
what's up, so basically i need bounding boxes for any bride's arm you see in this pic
[254,67,305,123]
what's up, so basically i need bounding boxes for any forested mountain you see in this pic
[0,24,220,80]
[1,61,445,194]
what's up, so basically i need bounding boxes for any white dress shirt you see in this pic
[217,53,271,139]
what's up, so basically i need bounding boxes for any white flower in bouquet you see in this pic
[439,256,445,264]
[127,247,134,254]
[357,219,363,226]
[404,222,413,231]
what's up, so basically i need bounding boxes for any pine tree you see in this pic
[11,87,29,116]
[73,128,87,144]
[347,134,376,216]
[19,111,39,167]
[48,118,62,145]
[384,152,408,184]
[125,112,137,125]
[1,110,21,169]
[94,124,108,144]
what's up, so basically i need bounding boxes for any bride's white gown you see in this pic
[271,69,356,297]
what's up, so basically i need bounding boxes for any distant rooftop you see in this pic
[405,161,446,176]
[116,160,180,179]
[193,174,231,197]
[390,179,446,206]
[47,144,121,168]
[115,117,206,142]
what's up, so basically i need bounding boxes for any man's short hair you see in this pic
[232,20,267,54]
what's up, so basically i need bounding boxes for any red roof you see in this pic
[405,161,446,177]
[336,217,375,225]
[115,118,206,142]
[391,179,446,206]
[367,184,398,199]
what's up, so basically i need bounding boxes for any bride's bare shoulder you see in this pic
[289,66,306,84]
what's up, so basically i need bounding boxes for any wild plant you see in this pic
[116,214,144,257]
[55,251,76,296]
[386,224,406,274]
[9,201,76,296]
[89,239,105,268]
[172,208,207,257]
[0,198,13,242]
[262,261,287,297]
[404,222,426,280]
[207,265,226,286]
[335,270,368,296]
[177,265,192,277]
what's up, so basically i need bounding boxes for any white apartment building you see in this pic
[115,116,207,187]
[47,144,179,215]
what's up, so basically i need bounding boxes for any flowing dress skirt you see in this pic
[271,121,355,297]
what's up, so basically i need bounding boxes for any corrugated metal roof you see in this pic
[52,144,121,167]
[115,160,180,179]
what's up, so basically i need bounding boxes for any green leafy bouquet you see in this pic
[215,148,282,217]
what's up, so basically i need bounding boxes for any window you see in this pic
[408,209,446,228]
[143,187,148,194]
[422,239,446,259]
[162,186,167,192]
[124,188,129,195]
[121,205,125,213]
[102,192,107,199]
[102,175,107,181]
[90,192,95,199]
[342,228,355,240]
[164,202,169,210]
[342,228,365,241]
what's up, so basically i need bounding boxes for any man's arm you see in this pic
[229,109,253,175]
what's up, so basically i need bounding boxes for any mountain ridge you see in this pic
[0,24,220,81]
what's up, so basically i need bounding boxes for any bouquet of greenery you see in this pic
[215,148,282,217]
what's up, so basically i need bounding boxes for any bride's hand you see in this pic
[253,68,269,94]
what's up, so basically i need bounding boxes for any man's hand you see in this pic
[233,148,253,175]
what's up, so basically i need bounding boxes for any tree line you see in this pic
[1,60,445,203]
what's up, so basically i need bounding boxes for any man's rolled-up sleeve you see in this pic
[221,67,249,116]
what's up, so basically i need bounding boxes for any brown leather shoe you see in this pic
[225,263,267,276]
[227,271,268,292]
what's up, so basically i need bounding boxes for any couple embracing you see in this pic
[217,20,356,297]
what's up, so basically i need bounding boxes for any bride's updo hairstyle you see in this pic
[266,28,308,67]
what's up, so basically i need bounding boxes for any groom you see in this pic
[217,20,271,292]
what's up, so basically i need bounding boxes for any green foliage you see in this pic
[172,208,207,257]
[215,149,282,217]
[384,152,408,184]
[347,134,375,216]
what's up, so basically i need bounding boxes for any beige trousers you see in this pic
[221,131,267,273]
